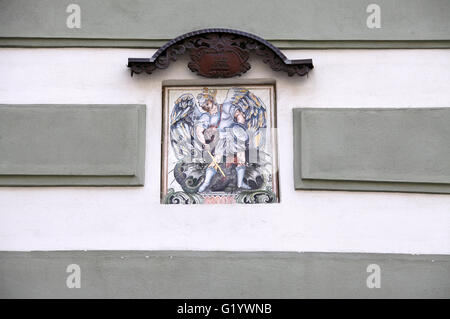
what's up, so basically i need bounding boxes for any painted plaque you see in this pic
[162,85,279,204]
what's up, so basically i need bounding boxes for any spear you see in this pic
[206,150,226,177]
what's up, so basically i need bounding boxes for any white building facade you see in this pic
[0,0,449,298]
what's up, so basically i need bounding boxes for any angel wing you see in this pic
[224,88,268,149]
[169,93,203,161]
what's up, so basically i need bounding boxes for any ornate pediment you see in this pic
[128,29,313,78]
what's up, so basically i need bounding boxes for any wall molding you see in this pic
[2,38,450,49]
[0,250,448,298]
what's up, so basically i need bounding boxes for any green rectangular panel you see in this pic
[0,0,449,49]
[0,251,449,298]
[294,108,450,193]
[0,104,146,186]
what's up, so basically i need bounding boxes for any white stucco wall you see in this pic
[0,48,449,254]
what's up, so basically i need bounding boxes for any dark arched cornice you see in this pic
[127,28,313,78]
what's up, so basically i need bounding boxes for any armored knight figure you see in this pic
[195,89,251,192]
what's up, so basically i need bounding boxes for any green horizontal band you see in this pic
[1,38,450,49]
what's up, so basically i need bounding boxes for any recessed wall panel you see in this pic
[294,108,450,193]
[0,104,145,186]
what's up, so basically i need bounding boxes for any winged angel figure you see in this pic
[169,87,271,195]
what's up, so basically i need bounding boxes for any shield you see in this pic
[232,124,249,142]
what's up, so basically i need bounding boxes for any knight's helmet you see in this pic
[197,87,217,107]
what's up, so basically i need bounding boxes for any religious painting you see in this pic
[161,85,279,204]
